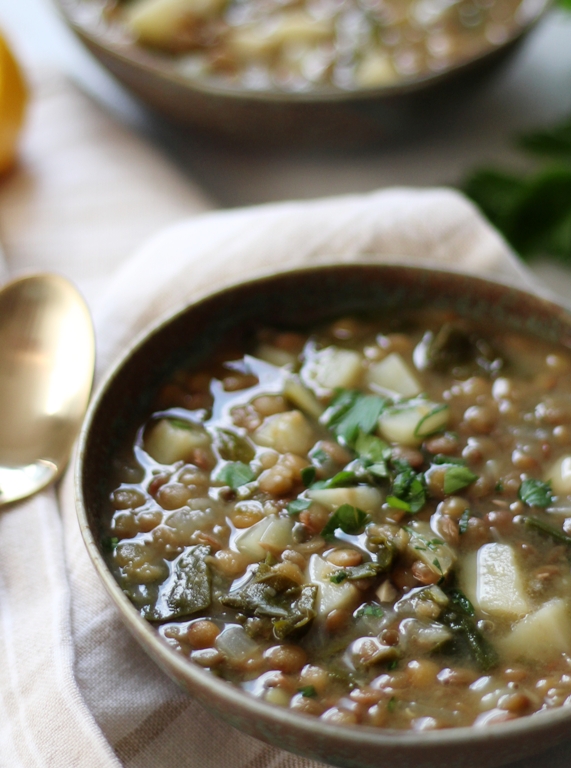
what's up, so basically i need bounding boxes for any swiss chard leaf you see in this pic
[519,478,552,508]
[522,515,571,546]
[146,545,212,622]
[329,561,388,584]
[321,504,369,540]
[221,563,318,640]
[313,470,357,489]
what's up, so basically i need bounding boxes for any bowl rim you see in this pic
[56,0,551,105]
[76,260,571,755]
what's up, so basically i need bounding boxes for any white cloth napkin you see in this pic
[1,68,571,768]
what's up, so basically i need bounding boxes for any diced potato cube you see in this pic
[406,520,456,578]
[256,343,297,368]
[365,352,422,397]
[546,455,571,496]
[378,400,449,447]
[283,376,324,419]
[307,554,360,617]
[355,50,397,88]
[229,11,333,60]
[499,599,571,661]
[253,410,315,455]
[258,516,294,556]
[465,543,529,620]
[234,516,273,561]
[301,346,363,393]
[307,486,383,515]
[144,419,211,465]
[125,0,224,46]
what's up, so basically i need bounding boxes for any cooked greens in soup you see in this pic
[106,311,571,730]
[101,0,535,92]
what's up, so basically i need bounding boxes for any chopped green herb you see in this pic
[495,480,504,493]
[354,432,391,463]
[522,515,571,546]
[309,447,329,465]
[214,428,255,463]
[432,454,466,466]
[519,478,553,508]
[441,608,498,671]
[387,660,399,670]
[216,461,255,489]
[167,418,195,430]
[386,495,411,511]
[315,470,358,489]
[330,570,349,584]
[387,696,397,713]
[101,536,119,552]
[298,686,317,698]
[321,504,369,540]
[300,466,317,487]
[447,588,475,616]
[355,604,384,618]
[458,509,471,535]
[287,498,312,515]
[390,462,426,514]
[432,558,443,574]
[325,390,386,446]
[442,465,478,495]
[367,462,390,479]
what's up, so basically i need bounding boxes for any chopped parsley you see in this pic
[442,465,478,495]
[101,536,119,552]
[355,604,384,619]
[321,504,369,540]
[298,686,317,698]
[389,460,426,514]
[215,461,255,489]
[300,466,317,487]
[287,498,312,515]
[325,390,386,446]
[519,478,553,508]
[458,509,471,535]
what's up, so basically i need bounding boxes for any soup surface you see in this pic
[105,311,571,730]
[98,0,535,92]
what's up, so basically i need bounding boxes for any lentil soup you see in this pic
[104,305,571,732]
[99,0,536,93]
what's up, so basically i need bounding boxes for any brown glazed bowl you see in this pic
[76,262,571,768]
[56,0,550,148]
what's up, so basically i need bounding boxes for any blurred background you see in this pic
[1,0,571,291]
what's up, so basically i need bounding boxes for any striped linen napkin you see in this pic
[1,67,569,768]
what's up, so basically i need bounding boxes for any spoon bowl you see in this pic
[0,274,94,505]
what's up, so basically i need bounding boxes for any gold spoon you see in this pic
[0,273,94,505]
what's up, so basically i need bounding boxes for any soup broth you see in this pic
[105,310,571,730]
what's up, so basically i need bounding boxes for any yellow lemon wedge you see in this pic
[0,32,27,175]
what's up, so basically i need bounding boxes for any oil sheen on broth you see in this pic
[106,311,571,730]
[102,0,533,92]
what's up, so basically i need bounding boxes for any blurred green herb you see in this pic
[463,116,571,262]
